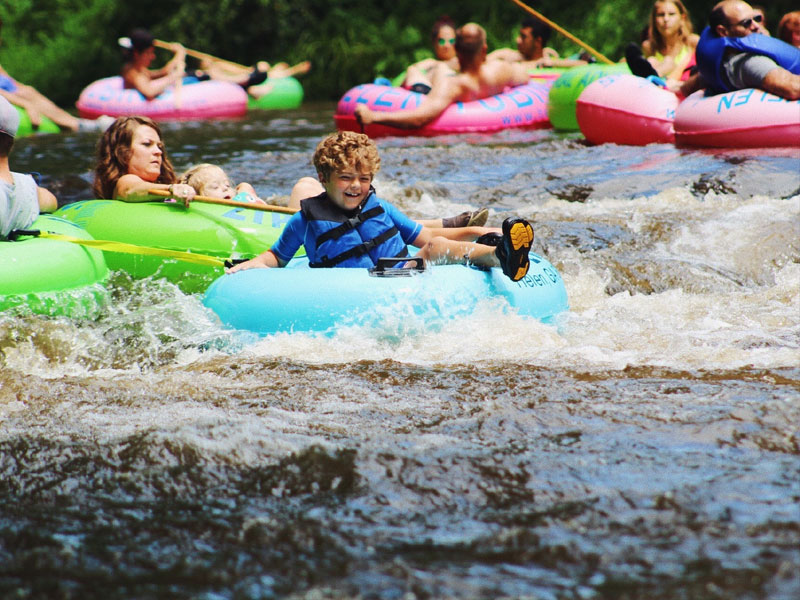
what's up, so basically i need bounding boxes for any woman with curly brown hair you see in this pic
[92,116,195,206]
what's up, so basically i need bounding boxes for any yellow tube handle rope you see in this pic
[22,230,227,267]
[507,0,615,65]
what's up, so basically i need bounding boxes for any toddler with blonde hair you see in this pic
[180,164,265,204]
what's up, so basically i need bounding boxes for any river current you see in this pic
[2,104,799,599]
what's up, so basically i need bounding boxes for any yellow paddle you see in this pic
[148,189,298,215]
[507,0,615,65]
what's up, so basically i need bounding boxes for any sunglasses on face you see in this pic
[437,37,456,46]
[734,13,763,29]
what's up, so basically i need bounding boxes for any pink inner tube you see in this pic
[76,76,248,121]
[576,74,679,146]
[334,82,552,137]
[674,88,800,148]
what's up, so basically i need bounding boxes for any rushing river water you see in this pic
[2,103,799,600]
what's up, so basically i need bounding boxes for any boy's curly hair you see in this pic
[312,131,380,181]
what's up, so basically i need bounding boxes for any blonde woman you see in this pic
[642,0,699,81]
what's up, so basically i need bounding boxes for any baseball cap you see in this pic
[0,95,19,138]
[129,28,155,51]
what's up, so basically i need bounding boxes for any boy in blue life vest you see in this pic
[0,96,57,239]
[226,131,533,281]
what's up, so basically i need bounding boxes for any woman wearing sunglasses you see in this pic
[401,15,460,94]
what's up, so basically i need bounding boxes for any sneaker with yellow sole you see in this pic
[495,217,534,281]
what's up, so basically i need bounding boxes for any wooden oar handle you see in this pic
[508,0,615,65]
[153,39,249,71]
[149,189,298,215]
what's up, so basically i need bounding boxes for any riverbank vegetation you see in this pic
[2,0,795,105]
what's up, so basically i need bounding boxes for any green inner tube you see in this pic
[13,106,60,137]
[54,200,301,294]
[0,214,108,317]
[548,63,631,131]
[247,76,304,110]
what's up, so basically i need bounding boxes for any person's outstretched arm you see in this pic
[354,77,458,129]
[225,249,283,273]
[761,67,800,99]
[37,186,57,213]
[125,68,182,99]
[114,174,195,206]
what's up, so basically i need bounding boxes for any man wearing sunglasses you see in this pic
[691,0,800,99]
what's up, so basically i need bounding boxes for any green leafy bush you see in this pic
[1,0,796,106]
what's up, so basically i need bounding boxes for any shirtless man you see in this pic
[354,23,529,130]
[487,17,587,69]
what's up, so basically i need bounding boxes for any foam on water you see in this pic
[666,195,800,285]
[2,193,797,376]
[214,190,797,371]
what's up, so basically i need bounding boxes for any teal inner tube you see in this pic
[204,252,569,336]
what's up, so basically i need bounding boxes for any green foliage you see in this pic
[1,0,797,106]
[1,0,120,104]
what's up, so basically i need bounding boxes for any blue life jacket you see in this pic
[300,190,408,268]
[696,27,800,94]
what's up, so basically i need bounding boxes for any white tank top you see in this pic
[0,172,39,239]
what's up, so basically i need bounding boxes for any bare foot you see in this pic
[248,83,274,99]
[293,60,311,75]
[268,61,311,78]
[25,106,42,128]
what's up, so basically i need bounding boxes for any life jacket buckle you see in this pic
[369,256,425,277]
[7,229,41,241]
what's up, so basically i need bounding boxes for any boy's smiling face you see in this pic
[321,169,373,211]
